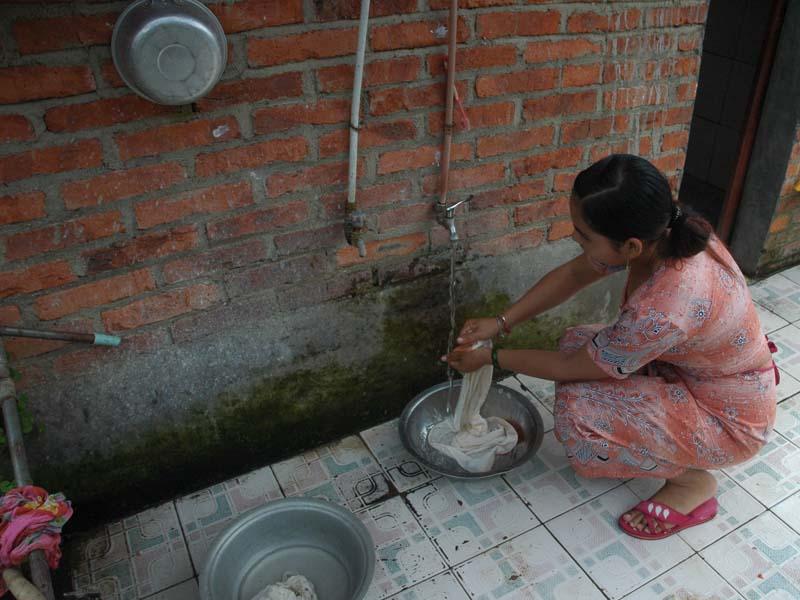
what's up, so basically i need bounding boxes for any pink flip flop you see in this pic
[618,497,718,540]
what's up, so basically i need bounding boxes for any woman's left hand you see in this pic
[440,345,491,373]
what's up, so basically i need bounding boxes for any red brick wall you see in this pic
[760,125,800,271]
[0,0,707,378]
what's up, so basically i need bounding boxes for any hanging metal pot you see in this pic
[111,0,227,106]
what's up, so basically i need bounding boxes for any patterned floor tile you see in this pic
[778,264,800,288]
[771,490,800,535]
[750,275,800,323]
[385,571,469,600]
[547,485,693,600]
[623,555,743,600]
[143,579,199,600]
[361,419,434,493]
[404,477,538,566]
[756,304,791,336]
[702,512,800,598]
[767,325,800,382]
[774,394,800,442]
[512,375,556,413]
[777,369,800,402]
[175,465,283,572]
[497,377,554,432]
[359,496,447,600]
[503,431,620,523]
[272,435,391,512]
[723,433,800,507]
[454,526,604,600]
[626,471,765,551]
[70,502,193,600]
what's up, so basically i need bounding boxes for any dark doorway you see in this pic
[679,0,776,229]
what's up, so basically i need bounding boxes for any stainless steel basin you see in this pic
[399,380,545,479]
[200,498,375,600]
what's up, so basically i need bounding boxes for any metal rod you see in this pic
[0,327,120,346]
[0,341,55,599]
[438,0,459,208]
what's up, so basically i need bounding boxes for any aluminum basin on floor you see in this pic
[200,497,375,600]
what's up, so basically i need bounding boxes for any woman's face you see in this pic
[569,194,635,273]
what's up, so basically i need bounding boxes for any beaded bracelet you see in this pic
[491,347,500,369]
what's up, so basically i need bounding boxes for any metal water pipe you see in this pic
[436,0,473,241]
[344,0,371,257]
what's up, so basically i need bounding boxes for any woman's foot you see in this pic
[622,470,718,535]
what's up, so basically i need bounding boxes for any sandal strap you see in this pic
[634,500,689,526]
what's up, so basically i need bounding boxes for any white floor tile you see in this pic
[176,465,283,572]
[404,476,538,566]
[778,264,800,287]
[771,490,800,534]
[702,512,800,598]
[750,274,800,323]
[756,304,791,335]
[774,394,800,442]
[143,579,199,600]
[547,486,693,599]
[361,419,434,493]
[622,555,742,600]
[454,526,604,599]
[360,496,448,600]
[384,571,469,600]
[503,431,620,522]
[776,369,800,402]
[766,325,800,382]
[272,436,391,511]
[723,433,800,507]
[508,375,556,413]
[626,471,765,551]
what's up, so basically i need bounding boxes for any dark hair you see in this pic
[573,154,714,261]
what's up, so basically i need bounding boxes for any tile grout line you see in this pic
[503,473,622,600]
[140,577,197,600]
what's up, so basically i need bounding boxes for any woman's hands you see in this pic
[456,317,500,346]
[440,317,500,373]
[441,345,491,373]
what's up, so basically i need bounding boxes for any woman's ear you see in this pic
[622,237,644,260]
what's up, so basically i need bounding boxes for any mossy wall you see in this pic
[17,243,621,531]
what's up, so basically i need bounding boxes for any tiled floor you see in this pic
[65,270,800,600]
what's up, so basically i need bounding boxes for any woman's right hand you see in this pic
[457,317,501,346]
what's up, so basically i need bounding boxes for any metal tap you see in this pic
[437,196,472,242]
[344,208,367,257]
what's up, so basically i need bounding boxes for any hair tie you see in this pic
[669,204,683,227]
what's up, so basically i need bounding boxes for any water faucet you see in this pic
[437,196,472,242]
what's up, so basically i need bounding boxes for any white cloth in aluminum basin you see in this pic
[428,359,518,473]
[252,573,316,600]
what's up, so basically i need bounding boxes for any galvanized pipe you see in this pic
[0,327,120,346]
[438,0,459,208]
[0,341,54,600]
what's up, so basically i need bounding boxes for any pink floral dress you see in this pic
[554,239,778,479]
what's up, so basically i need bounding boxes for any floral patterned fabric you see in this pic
[554,240,777,479]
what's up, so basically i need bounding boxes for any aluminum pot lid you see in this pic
[112,0,227,105]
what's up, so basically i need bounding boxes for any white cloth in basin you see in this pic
[428,356,518,473]
[252,574,317,600]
